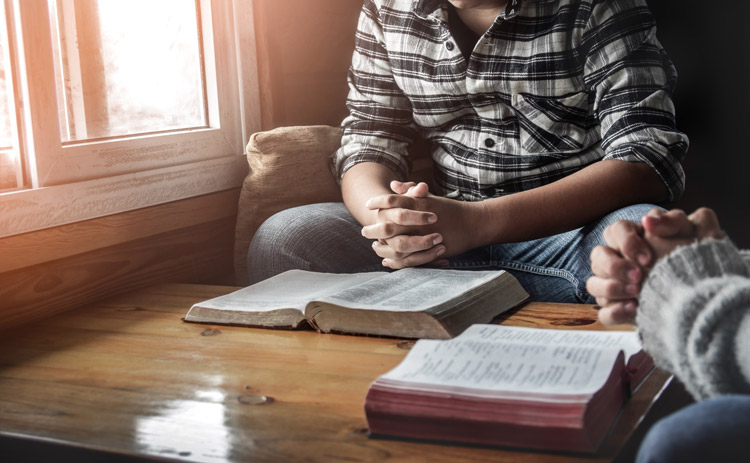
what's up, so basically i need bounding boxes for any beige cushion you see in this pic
[234,126,343,283]
[234,125,433,284]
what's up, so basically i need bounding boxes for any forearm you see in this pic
[341,162,401,226]
[476,160,668,245]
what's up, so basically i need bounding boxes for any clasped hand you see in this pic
[361,181,484,269]
[586,207,724,325]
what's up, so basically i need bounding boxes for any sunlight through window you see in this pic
[49,0,207,141]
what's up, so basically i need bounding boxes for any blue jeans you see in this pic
[247,202,656,303]
[636,395,750,463]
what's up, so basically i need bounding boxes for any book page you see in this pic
[192,270,385,313]
[379,334,623,398]
[315,268,504,312]
[458,325,642,362]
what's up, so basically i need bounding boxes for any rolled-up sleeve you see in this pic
[583,0,687,201]
[331,0,420,183]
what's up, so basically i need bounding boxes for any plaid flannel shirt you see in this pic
[331,0,687,201]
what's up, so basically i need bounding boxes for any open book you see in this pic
[184,268,529,339]
[365,325,654,453]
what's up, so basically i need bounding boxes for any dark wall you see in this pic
[253,0,360,129]
[649,0,750,247]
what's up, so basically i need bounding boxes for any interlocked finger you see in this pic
[377,207,436,226]
[590,245,641,283]
[602,219,650,266]
[382,244,446,269]
[596,301,637,325]
[688,207,724,240]
[372,233,441,259]
[586,275,639,303]
[362,222,410,240]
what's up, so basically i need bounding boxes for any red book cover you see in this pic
[365,325,653,453]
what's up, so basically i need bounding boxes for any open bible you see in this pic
[365,325,654,453]
[184,268,529,339]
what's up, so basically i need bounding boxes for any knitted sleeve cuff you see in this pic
[636,238,750,398]
[741,249,750,267]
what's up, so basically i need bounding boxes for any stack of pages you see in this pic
[365,325,653,453]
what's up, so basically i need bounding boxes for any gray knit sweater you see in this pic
[637,237,750,400]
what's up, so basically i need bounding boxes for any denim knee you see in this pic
[246,203,380,284]
[247,207,312,284]
[597,203,660,230]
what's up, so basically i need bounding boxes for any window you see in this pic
[50,0,208,141]
[0,0,258,237]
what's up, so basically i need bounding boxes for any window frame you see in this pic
[0,0,23,191]
[0,0,259,238]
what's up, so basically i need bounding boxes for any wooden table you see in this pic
[0,284,679,463]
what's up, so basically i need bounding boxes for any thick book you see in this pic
[184,268,529,339]
[365,325,654,453]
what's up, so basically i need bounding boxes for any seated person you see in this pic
[587,208,750,462]
[249,0,687,303]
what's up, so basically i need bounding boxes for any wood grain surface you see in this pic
[0,284,674,463]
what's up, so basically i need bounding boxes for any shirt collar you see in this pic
[412,0,533,22]
[412,0,446,20]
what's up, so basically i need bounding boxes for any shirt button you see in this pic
[484,138,495,148]
[445,41,455,51]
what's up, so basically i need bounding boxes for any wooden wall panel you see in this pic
[0,190,240,330]
[1,189,240,274]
